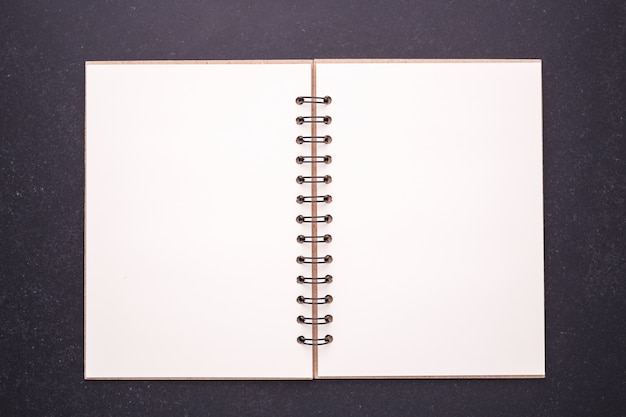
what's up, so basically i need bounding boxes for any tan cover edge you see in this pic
[86,59,314,65]
[85,377,313,381]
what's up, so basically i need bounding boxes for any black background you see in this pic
[1,1,624,416]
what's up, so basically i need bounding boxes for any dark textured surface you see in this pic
[1,1,624,415]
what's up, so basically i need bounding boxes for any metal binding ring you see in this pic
[296,195,332,204]
[297,335,333,345]
[295,96,332,105]
[296,214,333,224]
[296,116,332,125]
[297,295,333,304]
[296,175,332,184]
[296,275,333,284]
[296,135,332,144]
[296,255,333,264]
[296,155,332,164]
[297,315,333,325]
[297,234,332,243]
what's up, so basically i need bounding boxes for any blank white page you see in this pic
[85,62,313,379]
[316,61,544,378]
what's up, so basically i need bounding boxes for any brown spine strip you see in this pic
[310,62,319,377]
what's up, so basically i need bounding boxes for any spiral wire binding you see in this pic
[297,234,332,243]
[296,175,332,184]
[297,275,333,284]
[296,255,333,264]
[296,96,332,105]
[296,116,332,125]
[297,315,333,324]
[296,155,332,164]
[296,95,334,345]
[297,295,334,304]
[296,214,333,224]
[296,195,332,204]
[297,335,333,345]
[296,135,332,144]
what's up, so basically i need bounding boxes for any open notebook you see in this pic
[84,59,544,379]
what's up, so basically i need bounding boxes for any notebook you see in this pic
[84,59,544,380]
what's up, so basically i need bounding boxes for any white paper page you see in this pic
[85,62,314,379]
[316,61,544,377]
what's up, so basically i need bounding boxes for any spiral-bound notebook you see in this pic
[84,59,544,380]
